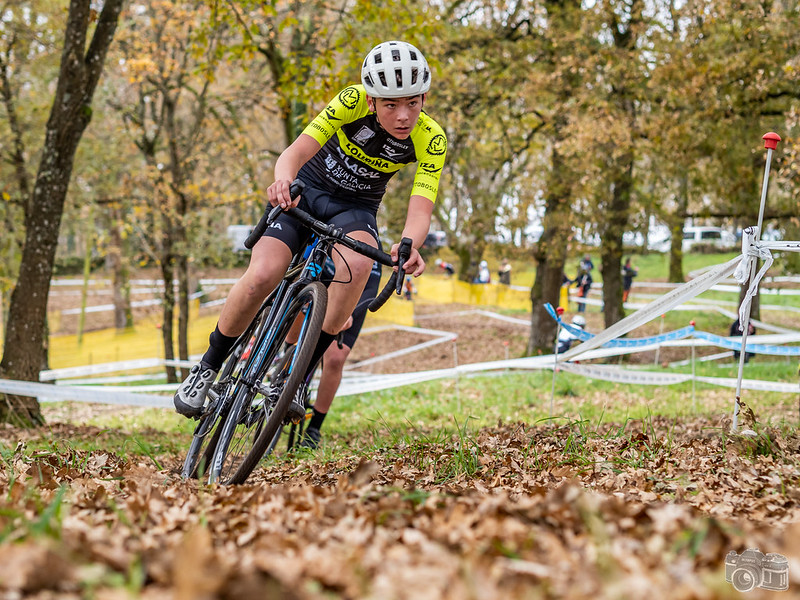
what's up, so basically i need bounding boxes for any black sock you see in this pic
[201,325,239,371]
[303,331,336,379]
[308,407,327,431]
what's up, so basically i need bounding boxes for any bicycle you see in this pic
[262,326,358,457]
[180,180,411,484]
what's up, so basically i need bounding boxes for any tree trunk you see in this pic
[177,255,190,380]
[0,0,124,426]
[599,151,634,328]
[109,204,133,330]
[668,173,688,283]
[453,241,479,283]
[527,144,571,355]
[160,253,178,384]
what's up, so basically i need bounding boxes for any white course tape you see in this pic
[0,378,171,408]
[559,363,693,385]
[345,325,458,370]
[558,363,799,393]
[41,357,196,381]
[560,256,743,362]
[668,351,734,367]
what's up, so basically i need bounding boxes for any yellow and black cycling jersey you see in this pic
[297,84,447,210]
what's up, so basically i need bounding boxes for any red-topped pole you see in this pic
[732,132,781,432]
[762,131,781,150]
[757,132,781,240]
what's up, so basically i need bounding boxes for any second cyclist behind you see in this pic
[174,40,448,419]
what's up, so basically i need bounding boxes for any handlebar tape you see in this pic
[394,237,413,294]
[244,180,306,249]
[368,271,399,313]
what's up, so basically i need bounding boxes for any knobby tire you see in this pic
[180,295,274,479]
[209,281,327,484]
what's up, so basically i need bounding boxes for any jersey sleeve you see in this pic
[301,85,368,146]
[410,116,447,202]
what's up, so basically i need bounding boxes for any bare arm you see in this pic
[391,194,434,277]
[267,133,322,209]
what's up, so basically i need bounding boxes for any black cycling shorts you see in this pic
[340,261,382,349]
[263,180,381,255]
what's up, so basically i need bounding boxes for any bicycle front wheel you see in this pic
[180,295,274,479]
[209,281,327,484]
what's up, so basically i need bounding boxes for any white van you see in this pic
[682,226,736,252]
[226,225,253,252]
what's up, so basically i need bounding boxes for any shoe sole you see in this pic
[174,396,204,419]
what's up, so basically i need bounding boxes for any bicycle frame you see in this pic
[231,236,337,396]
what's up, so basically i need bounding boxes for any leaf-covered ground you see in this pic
[1,414,799,599]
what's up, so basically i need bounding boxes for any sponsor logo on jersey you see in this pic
[338,86,360,109]
[382,144,403,159]
[324,106,341,121]
[353,126,375,145]
[384,136,406,149]
[310,121,328,134]
[427,134,447,156]
[334,146,383,179]
[268,222,283,230]
[419,161,442,174]
[325,154,337,170]
[339,141,391,171]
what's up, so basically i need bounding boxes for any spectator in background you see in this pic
[403,275,416,300]
[622,257,638,302]
[434,258,455,276]
[730,318,756,363]
[498,258,512,285]
[474,260,491,284]
[579,254,594,275]
[557,314,586,354]
[573,268,592,313]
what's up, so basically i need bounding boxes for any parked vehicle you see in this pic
[423,230,448,249]
[226,225,252,253]
[682,226,736,252]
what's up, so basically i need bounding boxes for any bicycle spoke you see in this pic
[208,281,327,485]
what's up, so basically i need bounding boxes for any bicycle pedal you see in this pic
[254,381,272,397]
[284,414,304,426]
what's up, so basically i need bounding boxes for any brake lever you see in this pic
[394,237,413,295]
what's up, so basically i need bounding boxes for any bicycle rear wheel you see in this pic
[209,281,327,484]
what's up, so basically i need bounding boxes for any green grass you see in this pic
[31,354,799,465]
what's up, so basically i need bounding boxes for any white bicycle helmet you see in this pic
[361,41,431,98]
[572,315,586,328]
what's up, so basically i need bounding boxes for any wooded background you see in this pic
[1,0,799,425]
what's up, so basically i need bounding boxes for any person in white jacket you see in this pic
[557,314,586,354]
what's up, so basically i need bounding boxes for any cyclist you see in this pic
[299,261,381,449]
[174,40,447,419]
[557,314,586,354]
